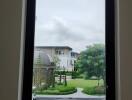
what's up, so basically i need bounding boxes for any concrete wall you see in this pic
[0,0,132,100]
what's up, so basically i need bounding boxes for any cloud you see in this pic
[40,17,86,41]
[34,0,105,52]
[35,17,105,52]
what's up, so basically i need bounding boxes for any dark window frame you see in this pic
[22,0,115,100]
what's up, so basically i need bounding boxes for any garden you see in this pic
[33,44,106,95]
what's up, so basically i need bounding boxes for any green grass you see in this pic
[67,79,104,88]
[68,79,105,95]
[34,79,104,95]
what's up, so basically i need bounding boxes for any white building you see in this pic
[34,46,79,71]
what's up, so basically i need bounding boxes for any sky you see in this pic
[34,0,105,53]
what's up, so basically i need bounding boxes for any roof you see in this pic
[35,46,72,50]
[71,52,79,55]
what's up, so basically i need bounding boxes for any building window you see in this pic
[55,50,61,55]
[70,60,73,65]
[71,52,74,57]
[55,50,64,55]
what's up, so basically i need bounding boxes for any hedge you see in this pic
[82,86,105,95]
[34,86,77,95]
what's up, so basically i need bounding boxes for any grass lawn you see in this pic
[67,79,104,88]
[33,79,105,95]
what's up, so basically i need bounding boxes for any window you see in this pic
[55,50,62,55]
[22,0,115,100]
[71,52,74,57]
[70,60,74,66]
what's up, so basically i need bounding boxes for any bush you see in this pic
[72,71,81,79]
[34,86,77,95]
[37,90,60,95]
[57,83,63,85]
[56,86,76,92]
[90,76,98,80]
[83,86,105,95]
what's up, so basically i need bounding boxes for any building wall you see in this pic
[35,47,74,71]
[0,0,25,100]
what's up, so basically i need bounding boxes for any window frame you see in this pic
[22,0,115,100]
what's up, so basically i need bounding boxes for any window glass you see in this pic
[32,0,106,99]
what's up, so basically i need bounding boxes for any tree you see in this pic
[75,44,105,86]
[63,68,67,86]
[52,56,61,86]
[53,55,60,67]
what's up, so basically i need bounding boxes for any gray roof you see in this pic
[35,46,72,50]
[71,52,79,55]
[34,51,53,66]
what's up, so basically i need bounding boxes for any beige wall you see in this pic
[118,0,132,100]
[0,0,132,100]
[0,0,25,100]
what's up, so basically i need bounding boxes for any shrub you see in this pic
[90,76,98,80]
[83,86,105,95]
[57,83,63,85]
[56,86,76,92]
[35,90,59,95]
[72,71,81,79]
[34,85,77,95]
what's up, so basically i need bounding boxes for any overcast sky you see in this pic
[34,0,105,53]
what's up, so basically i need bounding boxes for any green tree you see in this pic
[63,68,67,86]
[75,44,105,86]
[53,55,60,67]
[52,56,61,87]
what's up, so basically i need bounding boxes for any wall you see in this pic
[0,0,25,100]
[0,0,132,100]
[118,0,132,100]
